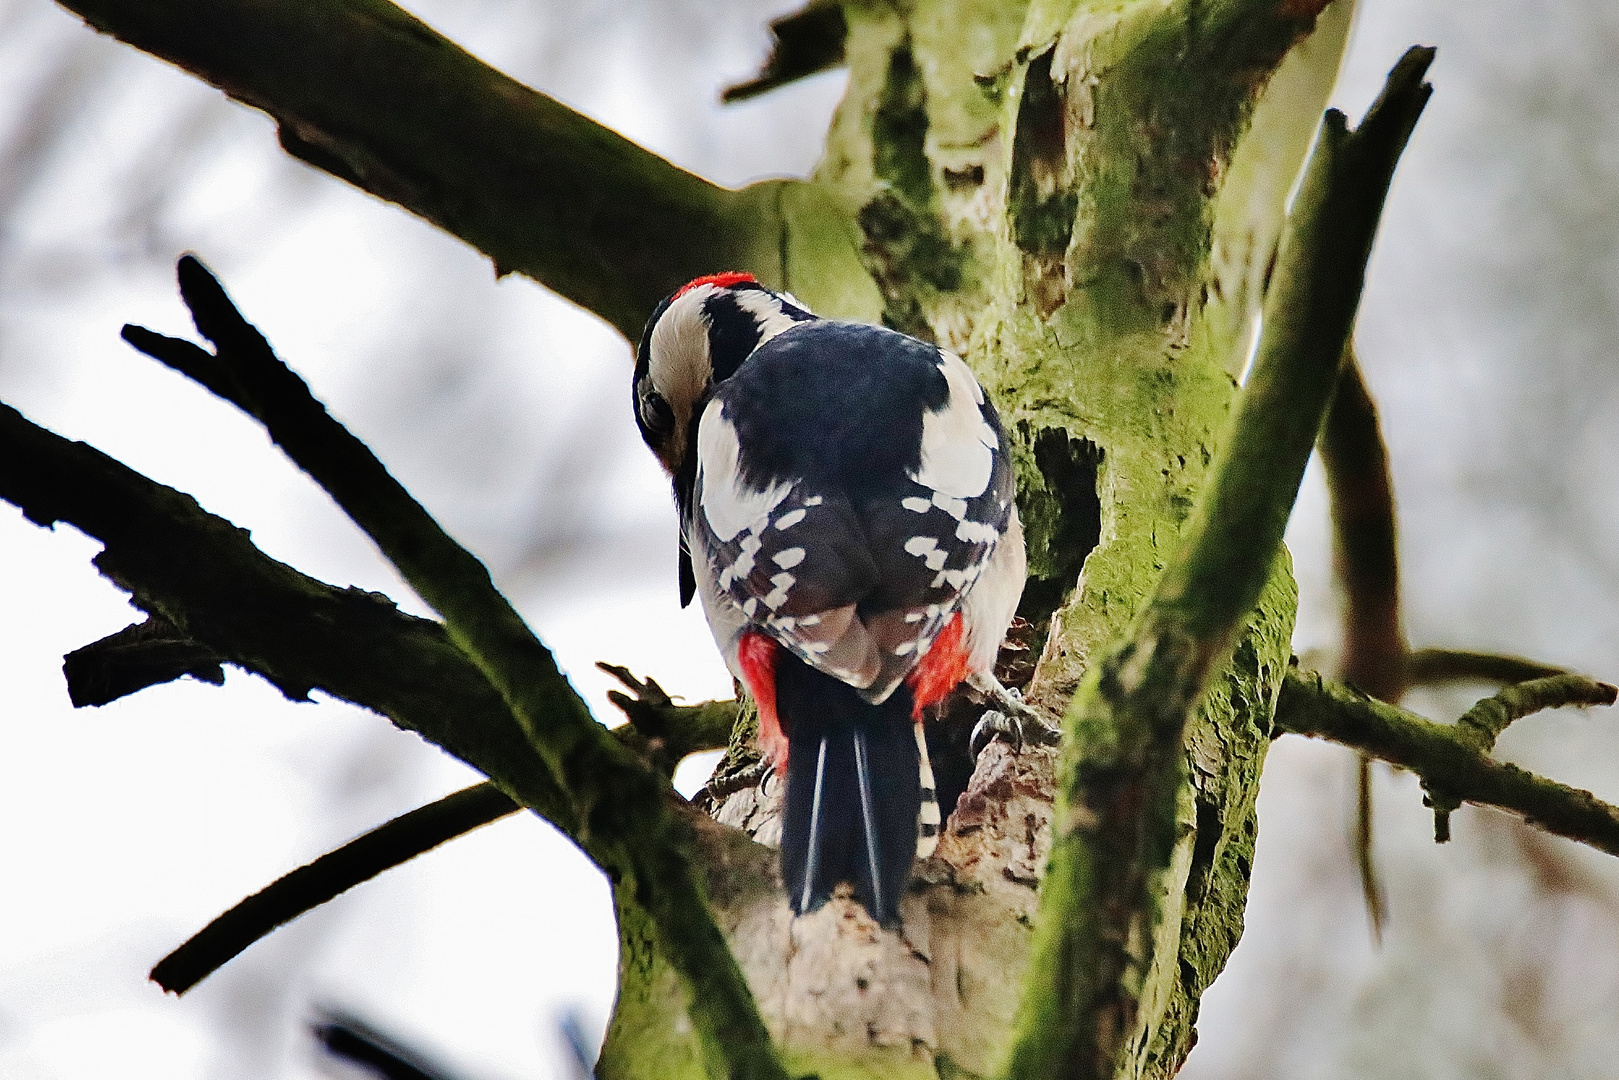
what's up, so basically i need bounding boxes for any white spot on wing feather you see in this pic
[956,518,999,543]
[932,490,968,519]
[772,547,806,568]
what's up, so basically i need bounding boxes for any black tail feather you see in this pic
[777,652,919,926]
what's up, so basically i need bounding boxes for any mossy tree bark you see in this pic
[29,0,1368,1077]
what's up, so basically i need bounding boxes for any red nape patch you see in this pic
[737,631,787,771]
[673,271,758,299]
[906,613,971,719]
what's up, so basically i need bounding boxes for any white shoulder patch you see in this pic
[732,288,808,347]
[697,399,790,542]
[911,350,999,499]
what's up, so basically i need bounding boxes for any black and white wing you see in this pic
[689,331,1015,703]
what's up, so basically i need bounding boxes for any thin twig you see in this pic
[702,760,773,803]
[1318,349,1402,939]
[1354,757,1385,941]
[599,661,740,775]
[62,616,223,707]
[721,1,847,103]
[153,783,519,995]
[1453,674,1616,752]
[1277,668,1619,856]
[1407,648,1568,688]
[1320,350,1406,700]
[311,1007,474,1080]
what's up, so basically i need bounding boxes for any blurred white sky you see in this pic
[3,1,1619,1078]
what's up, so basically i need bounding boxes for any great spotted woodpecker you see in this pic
[633,272,1031,925]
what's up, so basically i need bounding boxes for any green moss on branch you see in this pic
[1276,668,1619,855]
[1000,47,1436,1080]
[1452,674,1617,753]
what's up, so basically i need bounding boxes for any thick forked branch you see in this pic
[1002,49,1436,1080]
[120,258,785,1080]
[1277,668,1619,853]
[55,0,769,340]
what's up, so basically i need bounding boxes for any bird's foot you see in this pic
[966,675,1061,758]
[702,757,774,803]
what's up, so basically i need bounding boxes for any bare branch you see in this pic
[312,1008,475,1080]
[1407,648,1570,688]
[153,782,519,995]
[121,257,787,1080]
[721,1,846,104]
[1320,349,1407,699]
[599,662,739,777]
[1319,349,1404,938]
[63,615,223,707]
[0,400,579,837]
[58,0,775,339]
[1276,668,1619,856]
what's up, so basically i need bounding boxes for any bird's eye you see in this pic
[638,386,675,436]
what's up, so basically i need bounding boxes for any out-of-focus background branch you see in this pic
[4,1,1619,1078]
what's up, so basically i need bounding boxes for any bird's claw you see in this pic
[969,695,1061,758]
[970,709,1017,757]
[964,674,1060,758]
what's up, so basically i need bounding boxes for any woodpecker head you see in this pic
[633,272,814,475]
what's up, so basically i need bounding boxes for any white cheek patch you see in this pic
[912,350,998,499]
[697,400,791,542]
[649,287,716,431]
